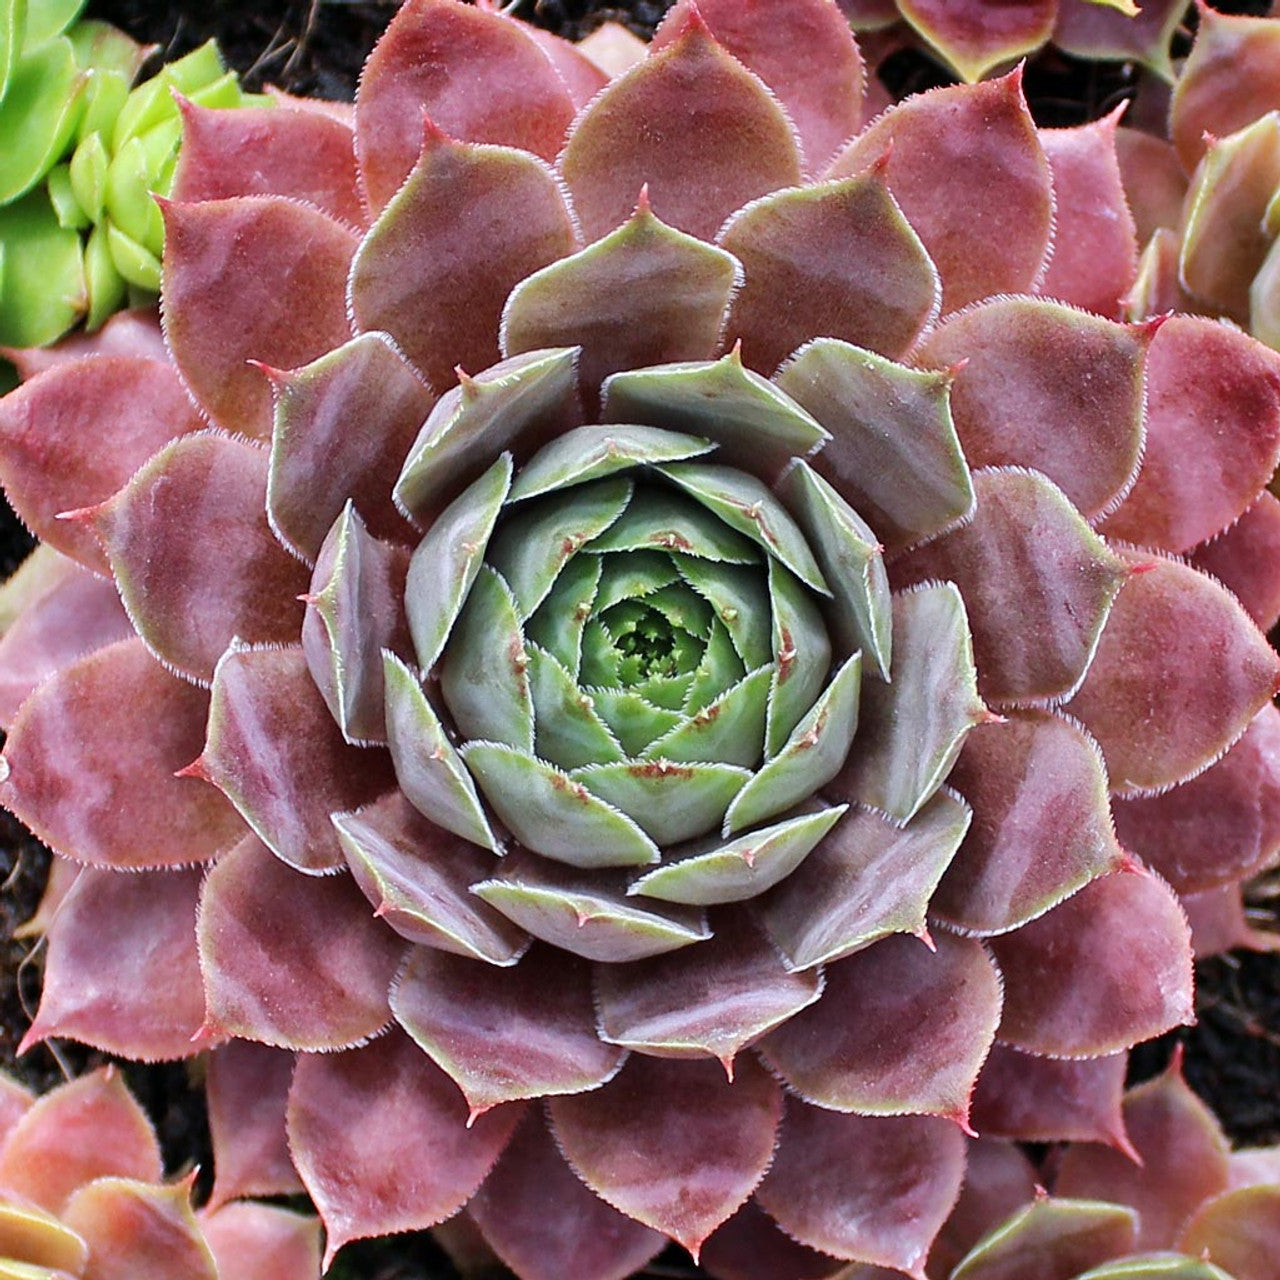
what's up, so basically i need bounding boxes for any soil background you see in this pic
[1,2,1278,1277]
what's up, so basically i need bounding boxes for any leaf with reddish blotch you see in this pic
[1068,550,1280,796]
[828,72,1053,313]
[989,867,1193,1059]
[470,1111,664,1280]
[207,1042,303,1209]
[288,1030,523,1266]
[267,332,433,563]
[172,99,365,228]
[91,433,309,682]
[776,341,972,555]
[550,1055,781,1258]
[1181,1185,1280,1280]
[969,1044,1131,1150]
[351,131,576,393]
[1181,883,1280,960]
[0,639,243,869]
[1170,6,1280,171]
[62,1178,216,1280]
[21,866,207,1062]
[1101,317,1280,554]
[719,173,937,376]
[1191,492,1280,633]
[200,645,396,874]
[0,356,204,572]
[894,468,1128,709]
[1113,705,1280,895]
[759,932,1000,1127]
[391,944,622,1118]
[1114,128,1189,246]
[760,790,969,970]
[0,556,131,728]
[914,300,1147,523]
[200,1202,322,1280]
[0,1068,161,1212]
[560,11,801,244]
[354,0,578,213]
[1037,111,1138,318]
[303,506,410,745]
[700,1200,844,1280]
[757,1104,964,1274]
[931,711,1124,936]
[1057,1055,1230,1251]
[596,912,822,1069]
[161,198,356,438]
[1,308,167,380]
[198,835,403,1051]
[1055,0,1188,81]
[900,0,1056,82]
[502,198,739,398]
[948,1198,1138,1280]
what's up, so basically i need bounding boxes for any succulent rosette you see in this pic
[0,1066,321,1279]
[2,1,1280,1276]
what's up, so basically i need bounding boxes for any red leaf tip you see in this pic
[173,756,210,782]
[16,1023,47,1057]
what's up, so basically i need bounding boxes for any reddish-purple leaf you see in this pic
[0,1077,31,1148]
[161,197,356,437]
[549,1055,782,1257]
[288,1030,523,1265]
[522,26,608,108]
[560,12,802,244]
[1181,883,1280,960]
[1180,1185,1280,1280]
[1190,492,1280,633]
[0,638,243,869]
[1114,128,1189,247]
[700,1200,844,1280]
[198,834,402,1051]
[1055,0,1188,79]
[200,1202,322,1280]
[2,307,167,379]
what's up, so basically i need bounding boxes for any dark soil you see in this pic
[1,2,1278,1277]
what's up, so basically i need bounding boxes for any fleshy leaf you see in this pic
[559,12,801,243]
[1180,1185,1280,1280]
[764,559,832,756]
[0,1199,87,1274]
[1055,0,1188,80]
[350,130,576,392]
[549,1054,782,1257]
[392,944,623,1117]
[1115,128,1189,245]
[1190,492,1280,633]
[896,0,1055,82]
[200,1203,323,1280]
[700,1200,846,1280]
[641,666,771,768]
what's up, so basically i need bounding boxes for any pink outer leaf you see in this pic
[559,13,802,244]
[469,1112,665,1280]
[969,1044,1132,1150]
[0,1068,161,1212]
[522,27,609,108]
[199,644,396,874]
[61,1178,216,1280]
[1066,550,1280,796]
[758,931,1001,1127]
[172,99,365,229]
[1189,492,1280,633]
[652,0,862,174]
[1057,1054,1231,1251]
[0,556,131,728]
[896,0,1055,83]
[207,1041,304,1209]
[0,355,204,572]
[161,197,357,438]
[989,866,1194,1059]
[1055,0,1189,80]
[200,1202,323,1280]
[1181,883,1280,960]
[719,172,938,375]
[828,72,1053,313]
[932,711,1125,936]
[1180,1185,1280,1280]
[1,308,167,379]
[700,1200,844,1280]
[1099,316,1280,554]
[912,299,1147,523]
[1036,112,1139,319]
[350,131,577,393]
[549,1054,782,1257]
[354,0,578,214]
[1114,128,1189,247]
[288,1030,523,1266]
[91,433,309,683]
[22,866,207,1061]
[198,834,403,1051]
[756,1104,965,1275]
[391,944,623,1119]
[266,332,433,563]
[0,1077,32,1149]
[1112,705,1280,894]
[893,468,1129,709]
[0,638,243,869]
[1170,5,1280,171]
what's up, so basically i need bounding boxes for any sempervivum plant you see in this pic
[2,0,1280,1276]
[0,1066,321,1278]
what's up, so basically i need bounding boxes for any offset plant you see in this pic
[1,0,1280,1276]
[0,1066,320,1278]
